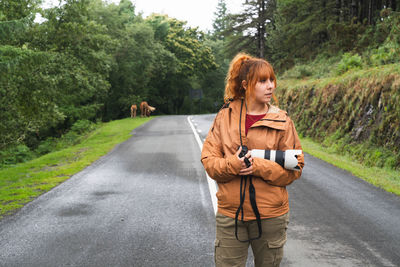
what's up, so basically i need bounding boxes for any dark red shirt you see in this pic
[245,113,266,135]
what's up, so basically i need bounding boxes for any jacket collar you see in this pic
[229,99,287,131]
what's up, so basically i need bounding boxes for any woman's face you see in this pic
[250,77,276,105]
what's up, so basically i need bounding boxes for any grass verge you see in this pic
[0,117,152,219]
[301,137,400,196]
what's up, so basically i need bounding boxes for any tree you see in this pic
[212,0,228,40]
[0,0,41,46]
[105,22,156,119]
[267,0,338,69]
[224,0,276,58]
[0,45,109,148]
[31,0,116,75]
[335,0,398,24]
[146,14,217,114]
[0,16,32,46]
[27,0,115,126]
[200,38,230,108]
[0,0,41,21]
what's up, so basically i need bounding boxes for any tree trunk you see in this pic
[320,0,328,43]
[360,0,368,23]
[368,0,373,24]
[368,0,379,24]
[351,0,358,21]
[258,0,266,58]
[344,0,350,21]
[389,0,397,10]
[376,0,383,13]
[336,0,342,22]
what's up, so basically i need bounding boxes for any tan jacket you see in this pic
[201,99,304,220]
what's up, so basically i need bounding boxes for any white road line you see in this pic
[187,116,218,215]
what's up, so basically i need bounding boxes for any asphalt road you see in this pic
[0,114,399,267]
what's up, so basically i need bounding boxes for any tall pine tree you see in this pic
[212,0,228,40]
[224,0,276,58]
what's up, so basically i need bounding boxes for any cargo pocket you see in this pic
[214,238,248,267]
[265,214,289,266]
[266,231,287,248]
[266,213,288,249]
[214,239,220,265]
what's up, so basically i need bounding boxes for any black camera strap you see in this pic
[235,175,263,242]
[235,99,263,242]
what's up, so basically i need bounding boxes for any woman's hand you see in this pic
[236,146,254,176]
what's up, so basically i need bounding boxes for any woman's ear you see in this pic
[241,80,247,90]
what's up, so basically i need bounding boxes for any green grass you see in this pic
[0,117,152,219]
[301,137,400,196]
[279,63,400,91]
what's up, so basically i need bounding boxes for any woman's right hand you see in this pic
[236,146,254,175]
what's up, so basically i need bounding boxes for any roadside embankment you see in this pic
[277,64,400,195]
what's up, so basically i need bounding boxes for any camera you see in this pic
[238,146,251,168]
[238,145,248,158]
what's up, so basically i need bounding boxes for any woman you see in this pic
[201,53,304,267]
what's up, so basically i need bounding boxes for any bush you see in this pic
[0,120,99,168]
[280,54,342,79]
[0,144,34,166]
[282,64,313,79]
[35,137,58,156]
[384,156,397,169]
[61,131,80,147]
[70,120,96,135]
[313,55,342,78]
[369,41,400,66]
[336,53,363,75]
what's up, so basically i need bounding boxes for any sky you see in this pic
[40,0,244,32]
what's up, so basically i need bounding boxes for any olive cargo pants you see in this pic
[215,212,289,267]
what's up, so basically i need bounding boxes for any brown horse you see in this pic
[140,101,156,117]
[130,104,137,118]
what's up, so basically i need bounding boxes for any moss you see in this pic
[278,64,400,170]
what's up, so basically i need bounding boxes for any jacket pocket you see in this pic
[255,178,288,208]
[217,180,241,207]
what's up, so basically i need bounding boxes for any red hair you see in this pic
[224,53,278,105]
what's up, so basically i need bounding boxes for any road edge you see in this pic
[187,116,218,215]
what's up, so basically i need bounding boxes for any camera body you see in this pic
[238,146,251,168]
[238,145,248,158]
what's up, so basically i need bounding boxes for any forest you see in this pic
[1,0,399,169]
